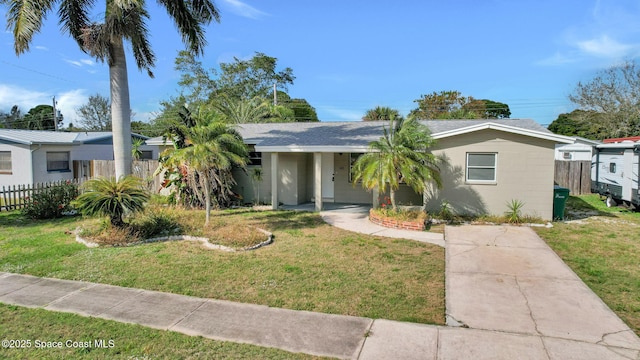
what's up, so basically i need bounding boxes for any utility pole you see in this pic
[52,96,58,131]
[273,83,277,105]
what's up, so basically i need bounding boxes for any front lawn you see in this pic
[534,195,640,335]
[0,304,321,359]
[0,208,444,324]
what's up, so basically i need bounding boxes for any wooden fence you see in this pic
[1,160,164,212]
[75,160,164,193]
[0,178,88,212]
[554,160,592,195]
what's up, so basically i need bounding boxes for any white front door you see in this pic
[321,153,334,202]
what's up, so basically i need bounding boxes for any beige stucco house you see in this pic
[219,119,573,220]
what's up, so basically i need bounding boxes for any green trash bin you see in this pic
[553,186,570,220]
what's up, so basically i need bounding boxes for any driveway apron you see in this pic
[445,225,640,359]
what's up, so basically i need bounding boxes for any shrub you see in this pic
[505,199,525,224]
[22,181,78,219]
[73,176,149,227]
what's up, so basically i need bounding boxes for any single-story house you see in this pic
[0,129,155,188]
[148,119,573,220]
[554,136,601,161]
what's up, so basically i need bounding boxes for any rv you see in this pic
[591,141,640,208]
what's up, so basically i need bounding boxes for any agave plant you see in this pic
[73,176,149,227]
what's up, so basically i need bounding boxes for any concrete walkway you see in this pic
[1,217,639,358]
[318,203,445,247]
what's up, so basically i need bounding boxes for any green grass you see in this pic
[535,194,640,335]
[0,304,323,359]
[0,209,444,324]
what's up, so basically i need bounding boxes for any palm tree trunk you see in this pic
[390,189,398,212]
[422,182,429,213]
[110,37,133,179]
[203,174,211,226]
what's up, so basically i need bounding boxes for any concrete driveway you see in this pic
[444,225,640,359]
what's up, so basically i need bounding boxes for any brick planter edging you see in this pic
[368,209,426,231]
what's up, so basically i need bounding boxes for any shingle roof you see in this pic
[238,119,556,149]
[146,119,570,150]
[0,129,146,145]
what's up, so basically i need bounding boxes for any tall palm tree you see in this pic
[362,106,403,121]
[162,107,248,225]
[2,0,220,179]
[352,118,442,212]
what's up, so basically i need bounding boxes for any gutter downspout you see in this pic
[594,146,600,194]
[30,144,41,185]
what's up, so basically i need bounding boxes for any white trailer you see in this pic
[591,142,640,208]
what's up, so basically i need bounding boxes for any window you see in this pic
[140,151,153,160]
[466,153,496,183]
[0,151,11,173]
[562,152,572,160]
[349,153,364,182]
[47,151,70,172]
[248,145,262,166]
[609,162,616,173]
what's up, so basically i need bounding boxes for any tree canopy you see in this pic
[408,91,511,120]
[162,51,318,124]
[76,94,111,131]
[362,106,403,121]
[568,59,640,139]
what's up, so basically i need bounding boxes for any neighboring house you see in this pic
[0,129,154,187]
[554,137,601,161]
[148,119,574,220]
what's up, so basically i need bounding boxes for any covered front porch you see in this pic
[268,152,375,211]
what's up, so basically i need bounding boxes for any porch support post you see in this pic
[314,152,323,211]
[271,153,279,210]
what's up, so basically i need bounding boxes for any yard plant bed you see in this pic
[0,209,444,325]
[369,208,426,231]
[534,195,640,336]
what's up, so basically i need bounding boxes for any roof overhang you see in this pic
[431,122,575,144]
[254,145,370,153]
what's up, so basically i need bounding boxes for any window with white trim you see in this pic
[47,151,70,172]
[0,151,11,173]
[466,153,497,183]
[562,152,572,160]
[248,145,262,166]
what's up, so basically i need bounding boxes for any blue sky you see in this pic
[1,0,640,127]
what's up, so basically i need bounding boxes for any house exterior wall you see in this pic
[32,145,75,184]
[427,129,555,220]
[71,144,114,161]
[0,143,33,187]
[333,153,372,204]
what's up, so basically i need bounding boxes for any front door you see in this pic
[321,153,334,202]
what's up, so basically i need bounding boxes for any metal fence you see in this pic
[554,160,592,195]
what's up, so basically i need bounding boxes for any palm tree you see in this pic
[214,96,271,123]
[2,0,220,179]
[352,118,442,212]
[73,176,149,227]
[362,106,403,121]
[162,107,248,225]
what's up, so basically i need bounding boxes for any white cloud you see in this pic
[219,0,268,19]
[0,84,88,127]
[65,58,96,67]
[536,52,579,66]
[576,35,634,58]
[56,89,89,126]
[34,45,48,51]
